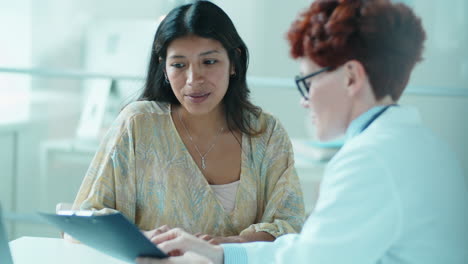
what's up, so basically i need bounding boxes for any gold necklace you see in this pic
[177,110,224,170]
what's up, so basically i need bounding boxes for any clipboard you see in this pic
[39,212,168,263]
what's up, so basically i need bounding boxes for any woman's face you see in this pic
[165,35,233,116]
[300,58,352,141]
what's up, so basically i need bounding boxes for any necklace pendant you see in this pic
[201,157,206,170]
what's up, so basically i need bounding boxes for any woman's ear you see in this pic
[159,57,169,79]
[230,65,236,76]
[230,48,241,77]
[235,48,242,58]
[344,60,367,97]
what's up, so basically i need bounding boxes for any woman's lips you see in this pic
[186,92,210,103]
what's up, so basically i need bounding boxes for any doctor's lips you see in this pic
[309,113,317,122]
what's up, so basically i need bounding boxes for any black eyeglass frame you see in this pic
[295,66,333,100]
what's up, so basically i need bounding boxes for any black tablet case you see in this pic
[40,212,168,263]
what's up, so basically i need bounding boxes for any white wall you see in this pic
[0,0,31,123]
[215,0,312,77]
[411,0,468,89]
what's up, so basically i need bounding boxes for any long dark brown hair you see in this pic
[138,0,262,136]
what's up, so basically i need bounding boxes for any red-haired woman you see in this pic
[137,0,468,263]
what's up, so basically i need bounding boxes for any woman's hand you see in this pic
[194,234,247,245]
[195,230,275,244]
[138,228,224,264]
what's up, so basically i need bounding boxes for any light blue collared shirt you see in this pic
[345,105,388,141]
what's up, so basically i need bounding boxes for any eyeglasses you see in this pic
[295,67,332,100]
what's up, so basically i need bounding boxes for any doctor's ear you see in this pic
[344,60,367,96]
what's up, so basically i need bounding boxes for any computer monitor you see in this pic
[76,19,158,142]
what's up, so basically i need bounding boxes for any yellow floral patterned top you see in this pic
[72,101,305,238]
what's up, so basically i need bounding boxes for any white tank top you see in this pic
[210,180,240,213]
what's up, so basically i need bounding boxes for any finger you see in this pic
[194,233,202,237]
[153,225,172,236]
[151,228,184,245]
[154,228,164,236]
[168,249,183,257]
[158,235,191,254]
[200,234,212,241]
[159,225,171,233]
[208,238,220,245]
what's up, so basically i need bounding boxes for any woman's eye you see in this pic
[204,59,217,65]
[171,63,185,69]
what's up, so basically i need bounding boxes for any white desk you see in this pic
[10,237,128,264]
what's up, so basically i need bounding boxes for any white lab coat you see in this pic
[223,105,468,264]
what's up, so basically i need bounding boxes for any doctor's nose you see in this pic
[300,98,310,109]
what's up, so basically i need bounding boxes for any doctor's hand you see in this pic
[143,225,172,240]
[138,228,224,264]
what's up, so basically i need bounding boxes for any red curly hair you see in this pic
[287,0,426,100]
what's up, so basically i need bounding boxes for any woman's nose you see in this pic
[187,66,204,85]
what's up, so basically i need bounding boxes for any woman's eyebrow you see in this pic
[167,50,220,59]
[167,55,185,59]
[199,50,220,56]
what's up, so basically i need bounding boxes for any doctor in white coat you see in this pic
[137,0,468,263]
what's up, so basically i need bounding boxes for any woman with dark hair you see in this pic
[136,0,468,263]
[71,1,305,244]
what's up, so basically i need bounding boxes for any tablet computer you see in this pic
[39,211,168,263]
